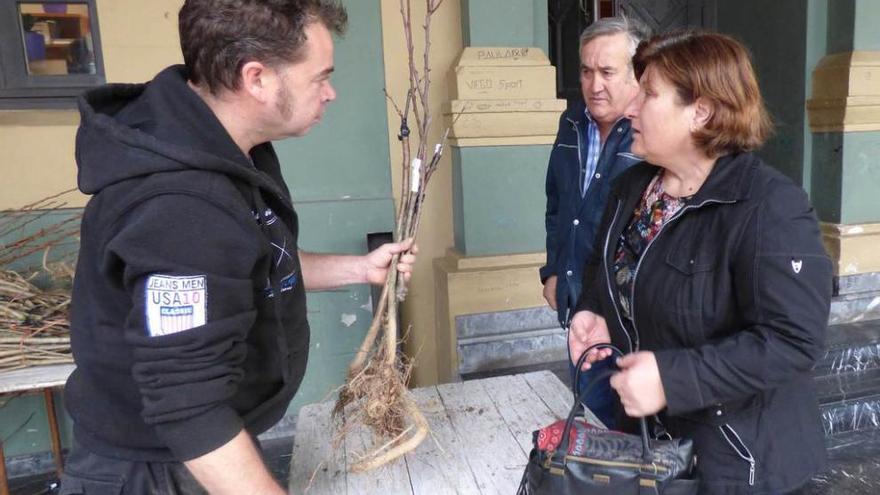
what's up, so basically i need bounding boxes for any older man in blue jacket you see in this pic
[541,16,648,427]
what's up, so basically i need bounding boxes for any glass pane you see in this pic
[19,3,97,76]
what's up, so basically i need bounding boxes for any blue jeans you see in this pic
[569,354,617,429]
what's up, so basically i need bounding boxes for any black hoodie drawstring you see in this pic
[251,186,292,383]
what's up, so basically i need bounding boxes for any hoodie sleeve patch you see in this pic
[145,275,207,337]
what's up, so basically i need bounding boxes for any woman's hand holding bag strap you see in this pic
[517,344,699,495]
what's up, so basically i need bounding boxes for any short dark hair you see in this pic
[179,0,347,94]
[634,30,773,156]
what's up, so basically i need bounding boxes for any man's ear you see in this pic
[692,97,714,130]
[239,61,273,103]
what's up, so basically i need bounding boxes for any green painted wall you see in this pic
[854,0,880,48]
[840,132,880,224]
[803,0,830,199]
[274,0,394,414]
[837,0,880,224]
[807,0,880,225]
[275,3,391,203]
[0,392,72,459]
[452,145,549,256]
[461,0,549,52]
[716,0,809,188]
[811,131,880,224]
[287,199,394,414]
[454,0,551,257]
[825,0,880,52]
[811,131,844,222]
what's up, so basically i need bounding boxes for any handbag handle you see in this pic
[553,343,653,464]
[572,342,624,401]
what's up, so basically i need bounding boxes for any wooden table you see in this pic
[290,370,598,494]
[0,364,75,495]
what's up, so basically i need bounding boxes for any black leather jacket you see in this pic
[576,152,832,494]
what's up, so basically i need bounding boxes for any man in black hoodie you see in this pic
[64,1,416,493]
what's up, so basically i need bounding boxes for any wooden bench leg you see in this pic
[0,440,9,495]
[43,388,64,478]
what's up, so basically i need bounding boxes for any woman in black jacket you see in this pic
[569,31,832,494]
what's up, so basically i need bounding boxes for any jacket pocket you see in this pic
[718,423,757,487]
[660,247,720,346]
[59,471,124,495]
[664,247,717,275]
[674,397,762,486]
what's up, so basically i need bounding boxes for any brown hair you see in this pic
[633,30,772,156]
[179,0,347,95]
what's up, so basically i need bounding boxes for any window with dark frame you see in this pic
[0,0,105,109]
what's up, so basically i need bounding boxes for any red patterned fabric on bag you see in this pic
[536,418,605,453]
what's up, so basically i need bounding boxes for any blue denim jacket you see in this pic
[540,101,640,326]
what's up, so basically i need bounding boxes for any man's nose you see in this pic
[590,75,604,93]
[325,83,337,102]
[624,93,641,120]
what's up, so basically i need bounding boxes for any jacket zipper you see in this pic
[603,199,634,352]
[719,423,757,486]
[568,118,585,196]
[627,198,736,351]
[559,454,669,473]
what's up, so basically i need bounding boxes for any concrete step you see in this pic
[820,393,880,438]
[456,306,566,376]
[829,272,880,325]
[834,272,880,297]
[829,290,880,325]
[814,320,880,404]
[800,430,880,494]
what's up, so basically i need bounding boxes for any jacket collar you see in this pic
[565,100,630,135]
[691,152,758,203]
[612,151,759,208]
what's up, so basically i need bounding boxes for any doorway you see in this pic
[548,0,717,104]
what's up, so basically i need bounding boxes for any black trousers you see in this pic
[59,446,208,495]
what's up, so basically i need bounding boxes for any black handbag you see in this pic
[517,344,699,494]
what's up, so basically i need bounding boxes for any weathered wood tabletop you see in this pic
[0,363,74,394]
[289,370,599,494]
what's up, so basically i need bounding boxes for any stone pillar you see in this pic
[446,47,564,255]
[433,1,567,382]
[460,0,548,52]
[806,0,880,323]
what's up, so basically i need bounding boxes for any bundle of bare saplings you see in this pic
[331,0,453,475]
[0,190,80,371]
